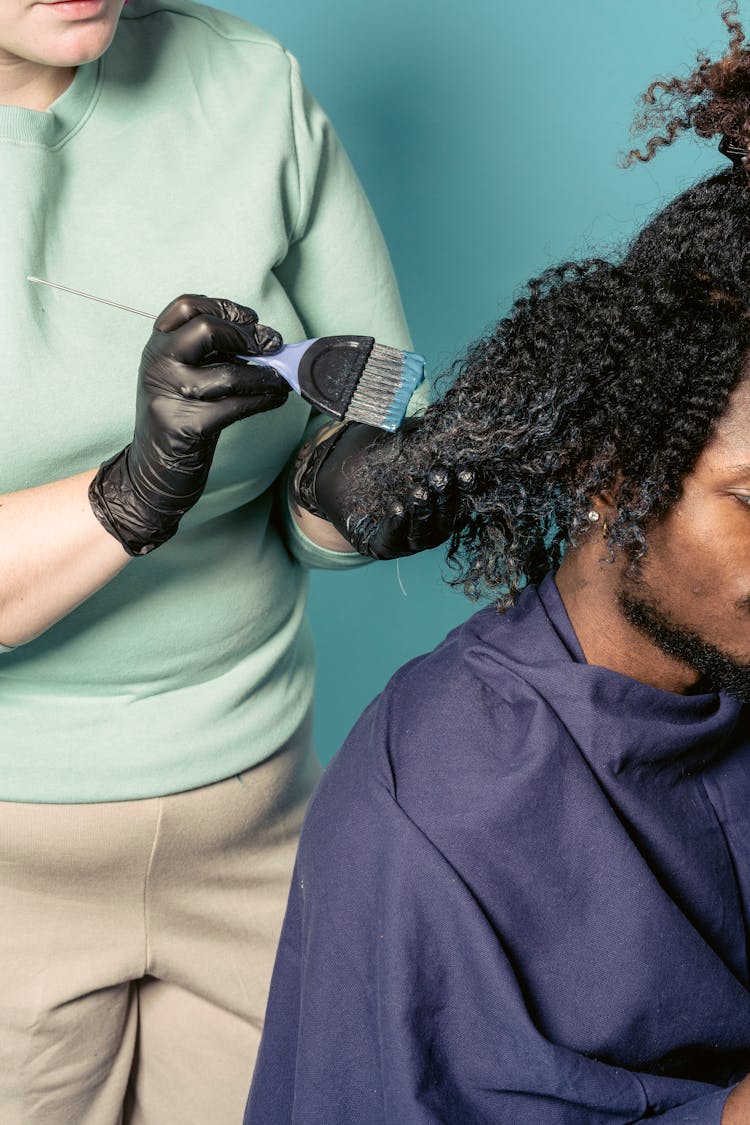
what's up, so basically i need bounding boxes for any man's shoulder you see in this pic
[384,605,527,730]
[384,586,565,739]
[305,592,573,865]
[321,592,564,806]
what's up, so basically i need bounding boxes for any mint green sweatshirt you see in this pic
[0,0,411,802]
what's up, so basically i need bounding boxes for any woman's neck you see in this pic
[0,54,75,110]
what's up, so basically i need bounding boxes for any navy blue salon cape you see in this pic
[246,574,750,1124]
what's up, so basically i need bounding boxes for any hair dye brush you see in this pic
[27,277,425,432]
[235,335,424,430]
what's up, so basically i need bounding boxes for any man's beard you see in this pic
[618,568,750,702]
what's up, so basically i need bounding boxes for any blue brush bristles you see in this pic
[381,350,426,431]
[344,342,426,430]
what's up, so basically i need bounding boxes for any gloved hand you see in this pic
[89,294,288,556]
[292,420,472,560]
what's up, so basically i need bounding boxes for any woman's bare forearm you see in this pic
[0,469,130,646]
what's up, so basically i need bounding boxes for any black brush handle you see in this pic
[297,335,375,419]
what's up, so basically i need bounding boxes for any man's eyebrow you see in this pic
[726,463,750,475]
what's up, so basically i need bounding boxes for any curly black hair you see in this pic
[354,2,750,609]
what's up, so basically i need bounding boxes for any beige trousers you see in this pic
[0,714,320,1125]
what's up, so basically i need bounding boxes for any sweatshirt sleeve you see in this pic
[278,53,411,349]
[275,54,418,569]
[245,702,736,1125]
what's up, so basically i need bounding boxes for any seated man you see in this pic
[246,11,750,1124]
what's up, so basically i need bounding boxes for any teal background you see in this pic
[223,0,735,761]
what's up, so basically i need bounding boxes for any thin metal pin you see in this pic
[27,276,157,320]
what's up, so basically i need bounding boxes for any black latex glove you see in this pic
[89,294,288,556]
[293,421,471,560]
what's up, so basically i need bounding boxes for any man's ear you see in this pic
[589,473,622,519]
[585,483,620,542]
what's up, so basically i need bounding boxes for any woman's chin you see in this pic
[26,2,122,66]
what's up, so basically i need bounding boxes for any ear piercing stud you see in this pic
[588,508,611,538]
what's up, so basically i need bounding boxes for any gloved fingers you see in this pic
[154,296,283,357]
[347,508,404,560]
[197,389,290,437]
[152,313,277,367]
[424,466,457,517]
[177,359,290,403]
[252,321,284,355]
[456,467,476,495]
[428,464,470,533]
[404,466,460,535]
[399,502,453,553]
[223,319,283,358]
[155,294,259,333]
[359,467,463,558]
[205,301,283,356]
[426,464,476,525]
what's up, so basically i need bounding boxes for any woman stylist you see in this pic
[0,0,451,1121]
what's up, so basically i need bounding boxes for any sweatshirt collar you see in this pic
[0,58,101,147]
